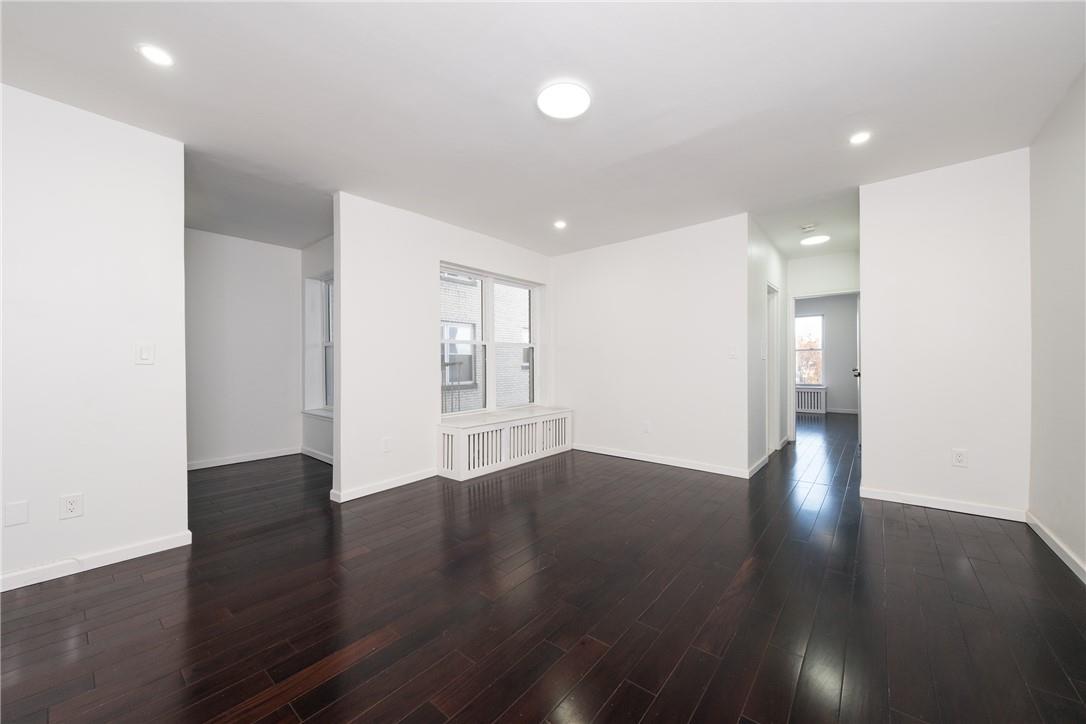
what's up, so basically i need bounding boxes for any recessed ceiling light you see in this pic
[537,83,591,120]
[801,235,831,246]
[849,130,872,145]
[553,219,568,230]
[137,43,174,67]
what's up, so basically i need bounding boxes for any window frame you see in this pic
[440,264,540,416]
[440,320,480,389]
[794,313,825,387]
[322,278,334,408]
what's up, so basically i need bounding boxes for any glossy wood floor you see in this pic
[4,414,1086,723]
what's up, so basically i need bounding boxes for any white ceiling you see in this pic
[754,189,859,260]
[185,151,332,247]
[3,3,1083,255]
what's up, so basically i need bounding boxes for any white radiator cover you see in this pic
[796,386,827,414]
[438,406,573,481]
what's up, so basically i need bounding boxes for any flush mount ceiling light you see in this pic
[137,43,174,67]
[801,234,831,246]
[553,219,568,230]
[537,82,591,119]
[849,130,872,145]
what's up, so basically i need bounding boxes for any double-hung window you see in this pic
[304,276,334,412]
[440,267,537,414]
[795,314,824,385]
[322,279,334,407]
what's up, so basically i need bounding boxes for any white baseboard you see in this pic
[574,445,749,479]
[1,530,192,592]
[331,468,437,503]
[748,454,769,477]
[1026,512,1086,584]
[778,436,790,449]
[301,447,333,465]
[187,447,301,470]
[859,485,1026,522]
[827,408,858,414]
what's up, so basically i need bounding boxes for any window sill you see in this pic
[302,408,334,420]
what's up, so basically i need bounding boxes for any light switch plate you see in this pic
[135,344,155,365]
[4,501,28,527]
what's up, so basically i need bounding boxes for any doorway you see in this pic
[789,291,861,439]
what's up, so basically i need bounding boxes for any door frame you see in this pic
[766,283,782,455]
[787,289,861,442]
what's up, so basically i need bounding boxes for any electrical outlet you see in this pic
[641,420,651,434]
[951,449,969,468]
[381,437,392,453]
[59,494,84,520]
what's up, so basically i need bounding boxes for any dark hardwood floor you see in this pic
[4,413,1086,723]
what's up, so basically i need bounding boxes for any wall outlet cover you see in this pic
[135,343,155,365]
[951,449,969,468]
[59,494,84,520]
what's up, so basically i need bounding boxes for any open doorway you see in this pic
[793,291,860,428]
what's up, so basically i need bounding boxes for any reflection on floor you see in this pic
[3,413,1085,723]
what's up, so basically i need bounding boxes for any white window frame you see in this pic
[441,320,479,388]
[440,264,540,416]
[322,278,334,408]
[795,313,824,386]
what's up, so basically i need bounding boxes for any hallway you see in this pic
[3,415,1085,722]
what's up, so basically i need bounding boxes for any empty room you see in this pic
[2,3,1084,723]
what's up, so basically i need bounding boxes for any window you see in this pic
[795,314,824,385]
[440,270,485,413]
[323,280,334,407]
[304,276,334,412]
[441,321,477,386]
[440,267,537,413]
[493,281,533,408]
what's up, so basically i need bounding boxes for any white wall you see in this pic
[302,234,333,279]
[553,215,751,477]
[788,252,860,299]
[860,149,1031,520]
[795,294,859,413]
[301,235,334,463]
[748,217,788,471]
[184,229,303,469]
[1027,71,1085,580]
[334,193,552,502]
[2,87,189,589]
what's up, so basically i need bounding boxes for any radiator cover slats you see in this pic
[796,386,827,414]
[438,409,573,481]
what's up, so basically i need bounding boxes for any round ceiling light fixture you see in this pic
[553,219,568,230]
[137,43,174,67]
[849,130,872,145]
[801,234,831,246]
[537,82,591,119]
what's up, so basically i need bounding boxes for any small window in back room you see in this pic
[795,314,824,385]
[304,276,334,411]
